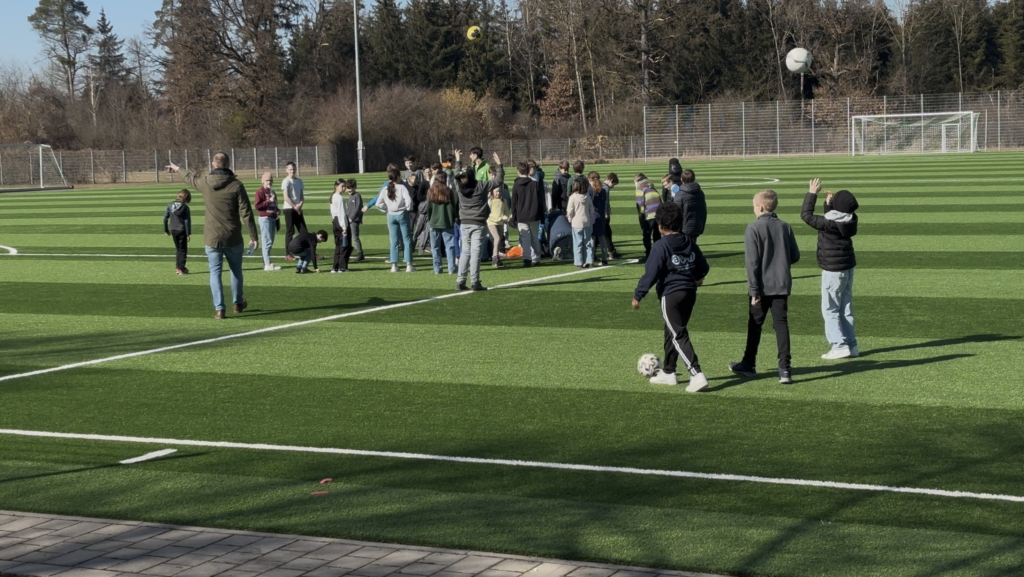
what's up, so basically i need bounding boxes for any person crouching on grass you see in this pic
[288,230,328,274]
[632,202,710,392]
[729,189,800,384]
[163,189,192,275]
[329,179,352,273]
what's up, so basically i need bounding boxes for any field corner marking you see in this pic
[0,245,18,255]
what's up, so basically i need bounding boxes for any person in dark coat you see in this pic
[801,178,860,360]
[512,161,545,267]
[674,169,707,242]
[663,158,684,202]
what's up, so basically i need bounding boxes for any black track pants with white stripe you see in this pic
[661,289,701,376]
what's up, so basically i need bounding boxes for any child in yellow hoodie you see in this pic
[486,186,511,267]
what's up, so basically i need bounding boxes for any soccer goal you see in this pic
[0,144,71,193]
[851,112,979,155]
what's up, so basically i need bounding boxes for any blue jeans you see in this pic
[295,248,312,270]
[387,213,413,264]
[821,268,857,349]
[258,217,276,266]
[430,227,456,273]
[571,226,594,266]
[205,244,244,311]
[458,224,485,284]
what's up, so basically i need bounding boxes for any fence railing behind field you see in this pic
[643,91,1021,160]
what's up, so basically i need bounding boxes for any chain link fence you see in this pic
[643,91,1021,160]
[11,145,334,187]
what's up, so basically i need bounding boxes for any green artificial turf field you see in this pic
[1,153,1022,577]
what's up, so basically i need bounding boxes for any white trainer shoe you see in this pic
[649,370,678,386]
[390,263,399,273]
[264,264,281,271]
[850,346,860,357]
[406,264,417,273]
[686,372,709,393]
[822,346,853,360]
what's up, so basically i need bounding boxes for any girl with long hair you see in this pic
[426,172,459,274]
[376,163,416,272]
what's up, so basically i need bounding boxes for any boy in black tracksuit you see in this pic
[163,189,192,275]
[632,203,711,393]
[729,189,801,384]
[287,230,327,273]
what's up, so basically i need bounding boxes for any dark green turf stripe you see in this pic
[1,369,1023,537]
[339,290,1024,339]
[699,251,1024,270]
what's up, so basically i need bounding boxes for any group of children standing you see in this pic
[633,167,860,390]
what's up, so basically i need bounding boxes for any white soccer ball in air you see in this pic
[637,354,661,378]
[786,47,813,74]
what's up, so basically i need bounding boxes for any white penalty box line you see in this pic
[0,261,637,384]
[1,428,1021,504]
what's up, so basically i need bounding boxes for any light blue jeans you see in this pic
[822,268,857,349]
[387,212,413,264]
[205,244,244,311]
[258,217,276,266]
[430,227,456,273]
[571,226,594,266]
[458,224,485,284]
[295,248,312,270]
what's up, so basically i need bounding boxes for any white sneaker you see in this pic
[686,372,709,393]
[649,370,678,386]
[329,269,339,274]
[406,264,417,273]
[850,346,860,358]
[822,346,853,360]
[264,264,281,271]
[553,247,562,261]
[390,263,399,273]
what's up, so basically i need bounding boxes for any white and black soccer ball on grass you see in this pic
[637,354,661,378]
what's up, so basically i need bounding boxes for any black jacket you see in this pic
[287,231,320,269]
[801,191,858,272]
[511,176,545,223]
[674,182,707,237]
[634,233,710,301]
[550,172,570,212]
[163,202,191,235]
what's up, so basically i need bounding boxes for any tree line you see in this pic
[3,0,1023,154]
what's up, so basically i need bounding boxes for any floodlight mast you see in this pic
[353,0,366,174]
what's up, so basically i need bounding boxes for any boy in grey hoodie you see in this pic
[453,150,504,291]
[729,189,800,384]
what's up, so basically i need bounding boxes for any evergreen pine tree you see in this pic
[364,0,407,85]
[90,9,128,91]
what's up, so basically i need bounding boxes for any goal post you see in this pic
[0,144,72,193]
[851,112,979,156]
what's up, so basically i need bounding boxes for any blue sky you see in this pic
[1,0,160,71]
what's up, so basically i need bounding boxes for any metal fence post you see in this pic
[847,98,851,156]
[539,140,543,162]
[123,150,126,183]
[643,106,648,162]
[254,148,258,180]
[185,149,189,172]
[91,150,95,184]
[231,148,235,172]
[997,91,1001,150]
[811,100,815,156]
[207,149,211,168]
[675,105,680,158]
[316,147,320,175]
[295,146,299,174]
[274,148,279,177]
[883,96,887,154]
[959,92,962,112]
[984,109,988,151]
[708,103,712,160]
[155,150,160,183]
[741,102,746,158]
[509,140,514,162]
[776,101,781,157]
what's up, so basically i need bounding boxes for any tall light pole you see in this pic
[353,0,366,173]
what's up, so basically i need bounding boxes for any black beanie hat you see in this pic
[829,189,859,213]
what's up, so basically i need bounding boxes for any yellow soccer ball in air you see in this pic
[467,26,482,42]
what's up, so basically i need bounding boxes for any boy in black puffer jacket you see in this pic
[675,169,707,242]
[801,178,859,360]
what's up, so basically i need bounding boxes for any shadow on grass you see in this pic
[859,334,1022,358]
[703,274,818,288]
[708,353,975,390]
[241,297,398,318]
[0,452,207,485]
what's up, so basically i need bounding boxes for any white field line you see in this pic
[0,260,636,383]
[0,245,17,255]
[702,178,780,189]
[0,252,390,259]
[120,449,177,464]
[2,428,1021,503]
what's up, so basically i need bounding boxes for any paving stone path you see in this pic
[0,512,724,577]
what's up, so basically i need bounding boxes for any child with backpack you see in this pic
[565,178,594,268]
[728,189,801,384]
[163,189,192,275]
[632,202,710,392]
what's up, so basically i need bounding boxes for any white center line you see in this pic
[2,428,1020,503]
[0,260,636,383]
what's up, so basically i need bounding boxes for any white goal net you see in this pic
[851,112,979,155]
[0,144,71,192]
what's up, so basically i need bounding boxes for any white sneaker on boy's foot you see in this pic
[649,370,678,386]
[850,346,860,357]
[406,264,417,273]
[264,264,281,271]
[686,372,709,393]
[390,263,399,273]
[822,346,853,360]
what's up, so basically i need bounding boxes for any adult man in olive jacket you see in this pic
[167,152,259,319]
